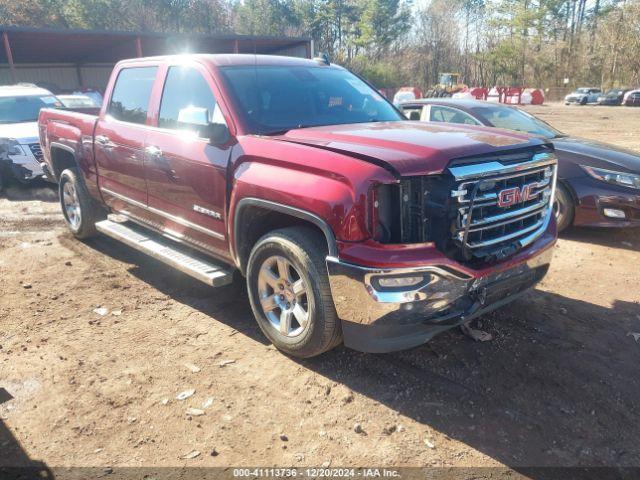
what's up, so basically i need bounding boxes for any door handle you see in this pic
[145,145,163,159]
[95,135,113,148]
[145,146,178,181]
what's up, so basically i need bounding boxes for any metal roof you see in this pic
[0,84,53,97]
[0,26,312,64]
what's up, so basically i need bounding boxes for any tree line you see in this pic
[1,0,638,90]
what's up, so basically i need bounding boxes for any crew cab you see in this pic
[39,55,558,357]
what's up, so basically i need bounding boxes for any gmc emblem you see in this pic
[497,184,537,208]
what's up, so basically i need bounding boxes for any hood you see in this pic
[0,122,39,144]
[273,121,542,177]
[554,136,640,172]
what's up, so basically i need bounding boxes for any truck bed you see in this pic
[38,107,100,188]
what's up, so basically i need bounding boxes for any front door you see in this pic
[144,63,231,259]
[95,66,158,217]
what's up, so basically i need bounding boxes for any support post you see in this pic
[135,37,143,57]
[2,32,17,84]
[76,64,84,89]
[233,39,239,54]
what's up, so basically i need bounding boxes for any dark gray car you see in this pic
[401,99,640,231]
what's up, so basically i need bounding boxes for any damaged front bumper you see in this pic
[326,237,555,353]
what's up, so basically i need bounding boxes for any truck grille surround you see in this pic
[385,149,557,265]
[28,143,43,161]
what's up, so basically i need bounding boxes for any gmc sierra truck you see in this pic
[38,54,558,357]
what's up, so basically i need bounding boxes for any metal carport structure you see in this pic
[0,26,313,91]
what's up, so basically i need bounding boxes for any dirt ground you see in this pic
[1,104,640,475]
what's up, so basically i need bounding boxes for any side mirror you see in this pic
[208,123,230,146]
[177,106,209,127]
[408,110,421,121]
[177,106,230,145]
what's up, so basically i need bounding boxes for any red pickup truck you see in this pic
[38,54,558,357]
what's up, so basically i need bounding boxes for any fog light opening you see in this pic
[372,274,430,292]
[603,208,626,219]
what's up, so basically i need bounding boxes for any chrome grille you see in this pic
[449,152,557,260]
[28,143,43,161]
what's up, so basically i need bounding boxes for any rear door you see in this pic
[143,62,232,259]
[95,65,158,215]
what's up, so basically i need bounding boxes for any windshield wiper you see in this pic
[261,124,310,136]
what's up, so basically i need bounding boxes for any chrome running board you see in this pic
[95,219,234,287]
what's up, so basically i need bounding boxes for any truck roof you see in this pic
[0,84,54,97]
[116,54,339,69]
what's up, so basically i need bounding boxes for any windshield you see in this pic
[0,95,61,123]
[219,65,403,134]
[472,104,563,138]
[576,88,590,94]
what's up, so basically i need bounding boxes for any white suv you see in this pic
[564,87,602,105]
[0,85,62,183]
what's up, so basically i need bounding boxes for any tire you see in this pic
[246,226,342,358]
[554,183,574,232]
[58,168,104,239]
[580,97,587,105]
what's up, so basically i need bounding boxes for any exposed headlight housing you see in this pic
[581,165,640,190]
[0,138,27,157]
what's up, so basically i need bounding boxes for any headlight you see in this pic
[0,138,26,156]
[581,165,640,190]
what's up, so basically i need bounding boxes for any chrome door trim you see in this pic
[101,187,225,240]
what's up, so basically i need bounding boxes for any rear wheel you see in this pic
[59,168,104,239]
[246,227,342,358]
[553,183,574,232]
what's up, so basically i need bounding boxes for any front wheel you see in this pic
[58,168,103,239]
[246,227,342,358]
[553,183,574,232]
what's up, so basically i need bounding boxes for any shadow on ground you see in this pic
[561,225,640,252]
[1,179,57,202]
[78,233,640,473]
[0,388,54,479]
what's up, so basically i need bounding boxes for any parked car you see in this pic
[564,87,602,105]
[392,86,422,106]
[0,85,62,184]
[400,98,640,231]
[57,94,101,109]
[39,54,557,357]
[623,89,640,106]
[71,88,104,107]
[597,88,630,106]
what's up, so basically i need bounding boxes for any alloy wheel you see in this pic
[257,255,310,337]
[62,181,81,229]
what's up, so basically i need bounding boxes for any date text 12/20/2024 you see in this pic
[233,468,401,478]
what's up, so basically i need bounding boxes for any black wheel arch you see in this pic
[233,198,338,275]
[49,142,80,181]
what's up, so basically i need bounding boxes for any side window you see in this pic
[429,106,481,126]
[402,107,422,121]
[108,67,158,124]
[158,66,226,136]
